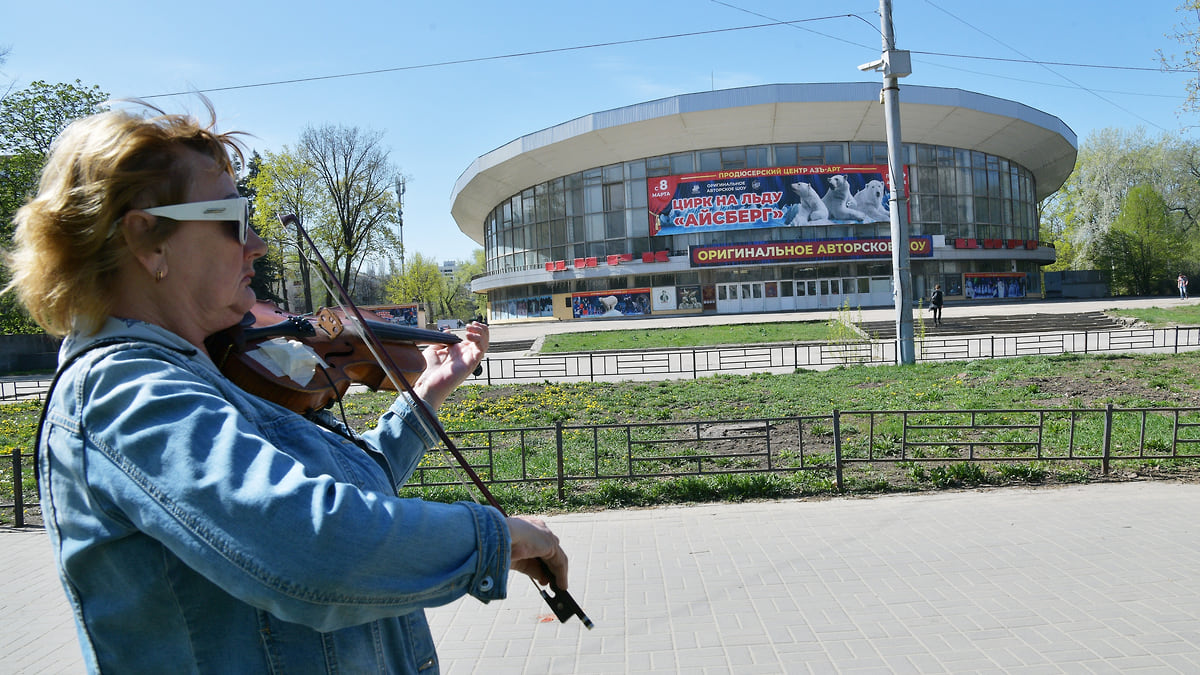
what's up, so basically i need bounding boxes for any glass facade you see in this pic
[481,141,1043,311]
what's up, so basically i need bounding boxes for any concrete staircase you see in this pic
[860,311,1128,340]
[487,338,536,354]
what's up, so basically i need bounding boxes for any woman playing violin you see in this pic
[5,101,569,674]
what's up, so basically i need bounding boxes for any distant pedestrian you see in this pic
[930,284,944,325]
[1179,274,1189,300]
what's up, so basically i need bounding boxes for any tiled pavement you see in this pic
[5,482,1200,673]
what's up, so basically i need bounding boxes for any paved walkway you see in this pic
[5,482,1200,673]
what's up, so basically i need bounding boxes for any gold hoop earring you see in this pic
[155,268,165,282]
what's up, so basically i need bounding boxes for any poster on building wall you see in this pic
[572,289,652,319]
[494,296,554,321]
[647,164,904,236]
[652,286,677,311]
[963,273,1026,299]
[362,304,420,327]
[677,286,703,310]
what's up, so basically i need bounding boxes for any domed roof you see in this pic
[451,82,1077,244]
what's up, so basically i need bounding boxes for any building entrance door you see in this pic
[716,282,766,313]
[817,278,843,309]
[716,283,741,313]
[739,282,764,313]
[794,280,817,311]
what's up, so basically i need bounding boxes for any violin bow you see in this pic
[279,214,593,630]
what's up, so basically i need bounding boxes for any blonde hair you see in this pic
[5,99,246,337]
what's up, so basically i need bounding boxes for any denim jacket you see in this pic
[38,317,510,674]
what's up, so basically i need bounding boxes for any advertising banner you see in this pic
[493,296,554,320]
[964,273,1026,299]
[689,236,933,267]
[362,304,420,327]
[572,289,652,319]
[648,164,902,236]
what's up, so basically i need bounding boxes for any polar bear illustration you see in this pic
[788,181,829,225]
[822,174,869,222]
[852,179,891,222]
[600,295,622,316]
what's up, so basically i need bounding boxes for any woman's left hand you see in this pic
[413,322,489,409]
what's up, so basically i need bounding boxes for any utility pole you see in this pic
[394,178,406,278]
[859,0,915,364]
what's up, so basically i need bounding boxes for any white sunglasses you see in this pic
[137,197,251,244]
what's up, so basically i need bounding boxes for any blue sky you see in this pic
[3,1,1194,263]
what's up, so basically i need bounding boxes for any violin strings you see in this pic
[299,243,482,506]
[285,215,591,626]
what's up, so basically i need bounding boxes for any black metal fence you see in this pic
[5,325,1200,402]
[8,325,1200,525]
[4,449,31,527]
[400,403,1200,498]
[470,325,1200,384]
[7,403,1200,526]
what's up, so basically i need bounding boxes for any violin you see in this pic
[206,301,459,415]
[213,213,594,630]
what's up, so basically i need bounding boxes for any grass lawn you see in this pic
[1107,304,1200,327]
[538,319,838,353]
[306,349,1200,512]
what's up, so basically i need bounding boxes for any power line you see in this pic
[140,14,1182,102]
[141,17,857,99]
[921,58,1183,99]
[922,0,1167,131]
[916,50,1186,74]
[711,0,1181,129]
[707,1,880,49]
[707,1,1186,75]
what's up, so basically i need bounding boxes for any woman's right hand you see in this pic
[506,515,568,589]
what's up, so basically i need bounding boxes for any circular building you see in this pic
[450,82,1076,322]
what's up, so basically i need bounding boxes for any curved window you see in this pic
[483,142,1038,275]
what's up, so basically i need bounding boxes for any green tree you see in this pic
[299,124,401,306]
[1092,184,1185,295]
[1038,197,1082,272]
[384,252,443,313]
[447,249,486,319]
[1,80,109,237]
[248,147,329,312]
[1,79,108,334]
[1040,128,1200,271]
[236,152,283,305]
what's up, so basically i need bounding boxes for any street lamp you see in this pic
[859,0,915,365]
